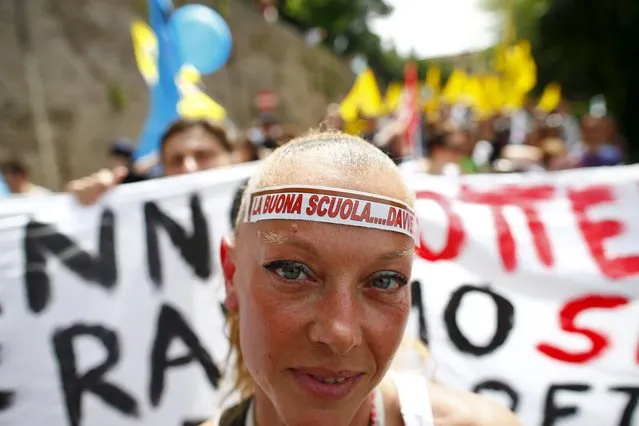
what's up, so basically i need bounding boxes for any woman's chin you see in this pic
[269,389,363,425]
[275,408,358,426]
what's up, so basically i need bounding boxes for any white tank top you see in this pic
[210,371,435,426]
[391,371,435,426]
[240,371,434,426]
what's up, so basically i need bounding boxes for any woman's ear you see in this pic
[220,235,238,311]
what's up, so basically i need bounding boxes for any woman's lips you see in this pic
[289,368,364,400]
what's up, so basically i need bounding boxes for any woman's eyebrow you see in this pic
[258,231,320,255]
[376,247,415,262]
[258,231,287,244]
[258,231,413,260]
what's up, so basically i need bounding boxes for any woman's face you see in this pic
[162,126,231,176]
[224,179,414,425]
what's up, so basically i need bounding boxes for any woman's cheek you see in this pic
[365,295,411,354]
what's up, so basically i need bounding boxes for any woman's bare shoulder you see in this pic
[428,382,521,426]
[379,375,519,426]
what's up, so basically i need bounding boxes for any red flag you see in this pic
[401,61,420,154]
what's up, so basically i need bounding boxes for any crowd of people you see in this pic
[0,97,627,200]
[0,86,628,426]
[357,101,625,175]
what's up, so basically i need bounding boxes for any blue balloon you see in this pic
[169,4,232,75]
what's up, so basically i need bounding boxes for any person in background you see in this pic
[232,136,261,164]
[500,144,544,172]
[601,115,628,157]
[540,137,573,171]
[575,114,624,167]
[244,114,287,157]
[107,140,149,184]
[471,116,508,172]
[68,117,233,205]
[258,114,283,150]
[509,98,535,145]
[453,128,479,174]
[0,156,51,196]
[418,131,464,176]
[373,121,408,165]
[360,115,378,143]
[557,101,582,152]
[278,124,301,146]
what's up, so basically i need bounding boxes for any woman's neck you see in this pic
[253,387,374,426]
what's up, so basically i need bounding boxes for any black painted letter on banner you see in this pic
[473,379,520,412]
[0,303,15,411]
[183,420,208,426]
[443,284,515,356]
[542,384,590,426]
[23,210,117,313]
[0,391,13,412]
[149,304,221,407]
[610,386,639,426]
[144,194,212,288]
[410,280,429,345]
[52,324,138,426]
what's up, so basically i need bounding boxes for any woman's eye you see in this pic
[368,272,407,291]
[263,261,312,281]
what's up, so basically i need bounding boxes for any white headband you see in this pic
[244,185,419,242]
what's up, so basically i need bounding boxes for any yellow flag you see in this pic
[176,65,227,121]
[495,39,537,111]
[131,20,159,85]
[131,20,227,121]
[494,44,507,72]
[343,119,368,136]
[338,88,360,123]
[503,89,527,110]
[537,83,562,112]
[504,40,537,94]
[356,69,384,117]
[461,75,489,116]
[426,65,441,92]
[423,66,441,113]
[339,68,384,123]
[384,82,403,113]
[442,69,468,104]
[481,74,505,113]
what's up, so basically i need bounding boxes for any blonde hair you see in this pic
[227,310,254,397]
[226,130,414,398]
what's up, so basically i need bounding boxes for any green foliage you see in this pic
[279,0,402,82]
[537,0,639,161]
[486,0,639,161]
[276,0,461,85]
[480,0,551,43]
[135,0,147,16]
[106,83,127,113]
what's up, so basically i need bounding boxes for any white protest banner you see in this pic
[408,166,639,426]
[0,163,257,426]
[0,162,637,426]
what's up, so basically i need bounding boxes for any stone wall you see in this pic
[0,0,354,187]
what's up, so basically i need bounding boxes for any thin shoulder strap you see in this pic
[392,372,435,426]
[217,398,253,426]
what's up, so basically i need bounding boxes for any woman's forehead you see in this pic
[240,220,415,262]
